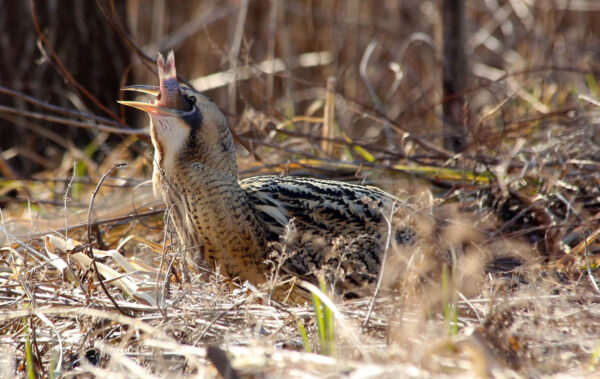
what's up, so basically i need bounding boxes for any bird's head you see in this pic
[119,51,237,177]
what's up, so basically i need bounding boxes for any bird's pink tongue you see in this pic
[156,51,184,109]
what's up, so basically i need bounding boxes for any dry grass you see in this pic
[2,0,600,377]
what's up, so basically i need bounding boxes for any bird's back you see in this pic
[241,175,414,295]
[242,175,393,236]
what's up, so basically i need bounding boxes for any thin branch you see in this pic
[363,202,395,328]
[86,162,130,316]
[228,0,250,116]
[155,203,175,321]
[95,0,197,90]
[29,0,124,123]
[0,85,126,128]
[0,104,147,135]
[27,209,164,240]
[584,229,600,294]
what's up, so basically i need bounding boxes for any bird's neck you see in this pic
[159,161,269,283]
[152,134,239,181]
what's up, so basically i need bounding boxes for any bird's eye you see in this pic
[186,95,196,106]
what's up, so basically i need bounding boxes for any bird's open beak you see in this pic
[118,85,184,117]
[117,99,184,117]
[121,84,161,96]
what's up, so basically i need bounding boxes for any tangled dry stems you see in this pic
[2,1,600,377]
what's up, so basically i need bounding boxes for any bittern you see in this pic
[119,51,415,298]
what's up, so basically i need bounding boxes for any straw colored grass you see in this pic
[2,1,600,377]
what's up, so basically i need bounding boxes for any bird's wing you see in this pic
[240,175,394,240]
[242,175,407,296]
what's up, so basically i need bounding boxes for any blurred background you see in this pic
[2,0,599,174]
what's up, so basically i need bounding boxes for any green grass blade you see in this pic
[24,318,36,379]
[319,279,335,356]
[352,145,376,162]
[311,292,326,354]
[441,265,458,336]
[585,73,600,97]
[296,320,312,353]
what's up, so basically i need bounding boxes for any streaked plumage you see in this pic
[120,52,415,298]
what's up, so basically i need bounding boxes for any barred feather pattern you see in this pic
[158,162,416,295]
[141,52,418,297]
[243,176,415,294]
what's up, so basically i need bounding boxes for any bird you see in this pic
[119,51,416,299]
